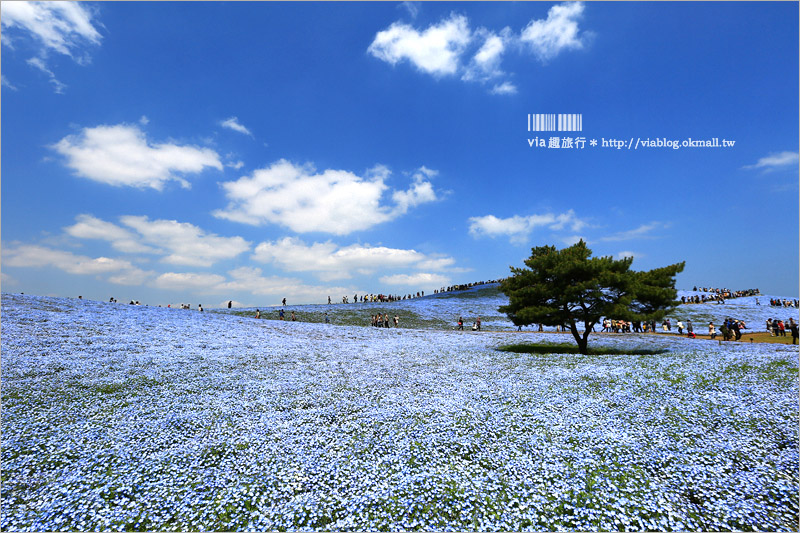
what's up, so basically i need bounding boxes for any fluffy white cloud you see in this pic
[122,216,250,266]
[252,237,454,281]
[468,210,588,243]
[65,214,157,254]
[2,243,151,282]
[220,117,253,136]
[64,214,251,266]
[462,29,510,83]
[2,1,102,93]
[520,2,586,61]
[213,160,438,235]
[367,14,471,76]
[217,267,352,303]
[743,151,799,171]
[152,272,227,291]
[379,272,450,287]
[616,251,641,260]
[392,167,438,213]
[369,3,588,93]
[490,81,517,95]
[52,124,223,190]
[0,1,101,58]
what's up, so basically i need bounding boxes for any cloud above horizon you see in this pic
[743,151,799,172]
[213,160,438,235]
[1,1,103,92]
[65,214,251,267]
[252,237,456,281]
[220,117,253,136]
[52,124,223,190]
[368,2,587,94]
[468,210,588,244]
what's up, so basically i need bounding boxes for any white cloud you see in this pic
[616,251,641,260]
[119,216,251,266]
[217,267,352,303]
[490,81,517,95]
[220,117,253,136]
[520,2,587,61]
[367,14,471,76]
[2,1,102,93]
[392,167,438,213]
[1,75,19,91]
[153,272,227,291]
[399,2,420,19]
[462,29,510,83]
[468,210,588,244]
[26,56,66,93]
[1,272,18,287]
[64,214,251,267]
[226,160,245,170]
[2,243,151,282]
[369,3,589,93]
[52,124,223,190]
[743,151,799,171]
[0,1,102,58]
[598,222,665,242]
[65,214,158,254]
[252,237,454,281]
[379,272,450,287]
[213,160,438,235]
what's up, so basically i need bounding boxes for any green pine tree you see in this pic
[499,240,685,354]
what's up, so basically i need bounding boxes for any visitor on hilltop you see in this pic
[767,318,774,335]
[677,321,684,334]
[255,309,260,319]
[199,304,203,312]
[324,312,330,324]
[778,320,786,336]
[279,309,285,320]
[282,298,287,306]
[476,317,481,331]
[228,300,232,309]
[687,320,693,334]
[708,322,716,339]
[394,315,399,327]
[458,316,464,331]
[291,311,296,321]
[790,318,799,344]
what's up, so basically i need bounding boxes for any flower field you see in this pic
[1,291,798,531]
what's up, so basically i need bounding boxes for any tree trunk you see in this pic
[569,322,590,355]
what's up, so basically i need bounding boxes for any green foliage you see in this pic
[496,342,667,356]
[499,240,684,354]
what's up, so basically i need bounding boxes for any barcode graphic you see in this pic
[528,114,556,131]
[528,113,582,132]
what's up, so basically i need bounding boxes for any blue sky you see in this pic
[2,1,798,307]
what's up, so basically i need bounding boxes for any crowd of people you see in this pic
[682,287,760,304]
[769,298,799,308]
[327,279,503,305]
[371,314,399,328]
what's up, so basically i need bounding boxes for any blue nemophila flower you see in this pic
[1,292,798,531]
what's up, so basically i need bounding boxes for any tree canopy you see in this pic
[499,240,685,354]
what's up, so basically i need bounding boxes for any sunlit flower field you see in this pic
[1,290,798,531]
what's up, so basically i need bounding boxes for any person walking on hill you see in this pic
[457,316,464,330]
